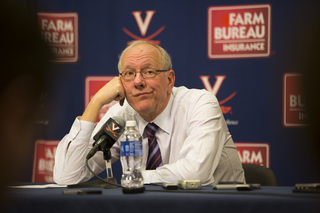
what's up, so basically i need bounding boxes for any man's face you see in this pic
[120,44,174,121]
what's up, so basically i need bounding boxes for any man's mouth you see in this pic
[132,91,152,97]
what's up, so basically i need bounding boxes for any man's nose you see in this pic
[133,72,145,88]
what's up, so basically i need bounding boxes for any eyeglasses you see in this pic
[120,69,169,81]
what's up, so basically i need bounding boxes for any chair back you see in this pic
[242,164,278,186]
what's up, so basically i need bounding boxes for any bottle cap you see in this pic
[126,120,136,127]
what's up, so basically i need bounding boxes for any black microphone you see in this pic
[86,116,126,160]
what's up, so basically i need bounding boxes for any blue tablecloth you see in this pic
[3,184,320,213]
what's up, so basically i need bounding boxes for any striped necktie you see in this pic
[145,123,162,170]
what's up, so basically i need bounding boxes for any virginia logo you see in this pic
[112,122,120,131]
[123,10,165,45]
[200,75,236,114]
[106,123,121,137]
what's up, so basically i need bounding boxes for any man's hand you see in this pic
[80,77,125,123]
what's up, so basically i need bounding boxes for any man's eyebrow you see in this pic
[123,65,134,70]
[144,63,153,67]
[141,63,155,70]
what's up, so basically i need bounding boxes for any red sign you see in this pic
[38,12,78,62]
[85,76,117,122]
[208,4,271,59]
[235,142,270,167]
[32,140,59,183]
[283,73,308,127]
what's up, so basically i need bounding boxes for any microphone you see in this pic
[86,116,126,160]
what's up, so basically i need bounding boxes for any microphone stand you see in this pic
[102,147,118,189]
[67,147,118,189]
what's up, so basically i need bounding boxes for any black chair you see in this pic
[242,164,278,186]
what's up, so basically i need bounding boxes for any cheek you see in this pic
[122,82,132,94]
[122,83,137,105]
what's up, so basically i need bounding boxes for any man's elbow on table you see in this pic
[53,167,89,185]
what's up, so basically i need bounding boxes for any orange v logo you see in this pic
[200,75,226,96]
[112,123,120,131]
[132,10,155,37]
[122,10,165,45]
[200,75,237,112]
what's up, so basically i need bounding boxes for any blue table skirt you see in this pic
[3,184,320,213]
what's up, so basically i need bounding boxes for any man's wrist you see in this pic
[80,98,103,122]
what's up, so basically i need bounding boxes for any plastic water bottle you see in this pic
[120,120,144,191]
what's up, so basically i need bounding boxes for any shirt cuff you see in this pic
[142,170,162,184]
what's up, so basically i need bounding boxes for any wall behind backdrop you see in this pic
[19,0,320,186]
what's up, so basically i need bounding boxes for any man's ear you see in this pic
[167,70,175,92]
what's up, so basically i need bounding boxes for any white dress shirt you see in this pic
[53,86,245,185]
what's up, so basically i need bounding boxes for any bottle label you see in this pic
[120,141,142,157]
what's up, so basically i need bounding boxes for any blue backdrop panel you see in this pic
[20,0,320,186]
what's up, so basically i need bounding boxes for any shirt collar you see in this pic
[137,90,174,135]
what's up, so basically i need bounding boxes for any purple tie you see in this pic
[145,123,162,170]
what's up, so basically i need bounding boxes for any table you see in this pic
[2,184,320,213]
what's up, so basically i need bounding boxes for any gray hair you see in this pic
[117,40,172,72]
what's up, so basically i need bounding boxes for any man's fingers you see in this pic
[119,98,125,106]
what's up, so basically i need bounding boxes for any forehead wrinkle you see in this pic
[122,44,162,69]
[123,62,154,70]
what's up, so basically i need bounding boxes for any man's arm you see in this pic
[142,91,237,185]
[80,77,126,122]
[53,77,126,185]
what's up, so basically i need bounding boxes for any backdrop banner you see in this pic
[19,0,320,186]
